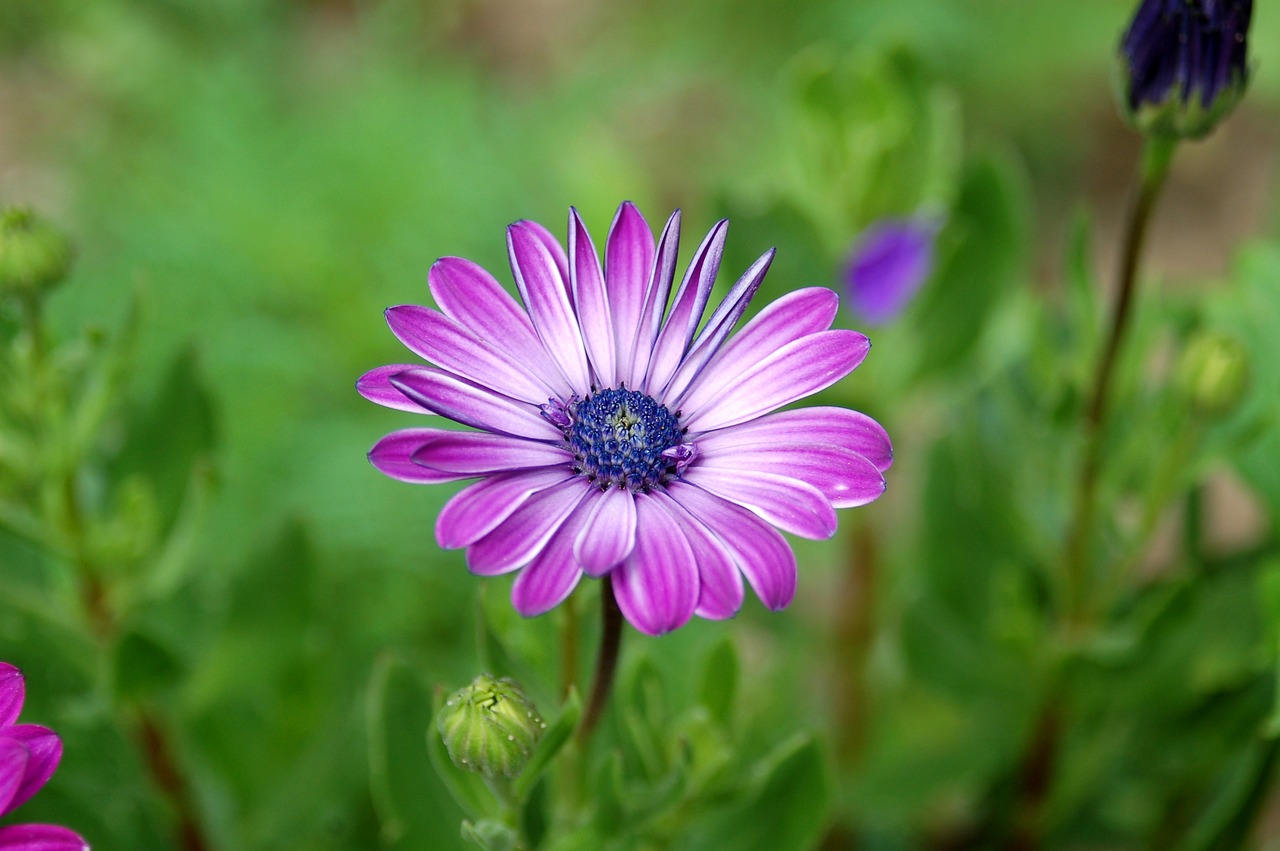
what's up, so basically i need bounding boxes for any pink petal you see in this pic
[427,257,572,397]
[357,365,437,414]
[507,223,592,393]
[389,368,562,440]
[385,305,557,403]
[643,219,726,395]
[659,249,774,403]
[604,202,656,383]
[665,482,797,611]
[466,479,590,576]
[573,487,637,577]
[697,406,893,472]
[515,218,570,289]
[697,443,886,508]
[652,494,743,620]
[368,429,471,484]
[0,664,22,728]
[0,726,60,816]
[625,210,681,387]
[675,287,838,410]
[410,431,571,475]
[0,739,27,816]
[510,505,589,617]
[0,823,89,851]
[436,469,575,549]
[568,208,617,388]
[610,494,699,635]
[687,468,838,539]
[681,330,870,432]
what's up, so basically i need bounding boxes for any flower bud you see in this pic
[1118,0,1253,140]
[1177,332,1248,417]
[436,675,546,779]
[0,207,73,299]
[842,217,940,326]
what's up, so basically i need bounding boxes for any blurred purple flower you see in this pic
[0,663,88,851]
[843,218,939,326]
[360,203,892,635]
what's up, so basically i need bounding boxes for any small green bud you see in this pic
[0,206,73,298]
[1177,332,1249,417]
[436,675,546,779]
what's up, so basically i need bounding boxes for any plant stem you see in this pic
[1063,135,1177,624]
[135,709,211,851]
[577,576,623,745]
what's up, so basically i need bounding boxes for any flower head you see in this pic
[360,203,892,635]
[1119,0,1253,139]
[437,675,545,779]
[0,663,88,851]
[842,217,939,326]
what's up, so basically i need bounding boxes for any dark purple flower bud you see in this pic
[1119,0,1252,139]
[842,218,939,326]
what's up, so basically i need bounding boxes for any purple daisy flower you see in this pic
[360,203,892,635]
[842,217,939,327]
[0,663,88,851]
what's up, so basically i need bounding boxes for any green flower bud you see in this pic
[436,675,546,779]
[0,206,73,298]
[1177,332,1249,417]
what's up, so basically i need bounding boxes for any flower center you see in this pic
[545,388,694,492]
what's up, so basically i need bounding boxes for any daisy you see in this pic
[360,203,891,635]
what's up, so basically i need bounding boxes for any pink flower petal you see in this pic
[508,223,592,393]
[436,469,575,549]
[625,210,682,387]
[697,406,893,473]
[515,218,570,289]
[610,494,699,635]
[385,305,557,403]
[687,468,838,539]
[410,431,571,475]
[0,664,22,728]
[652,494,743,620]
[427,257,572,397]
[389,368,562,440]
[681,330,870,432]
[573,486,637,577]
[357,365,437,414]
[697,442,886,508]
[666,482,797,611]
[368,429,471,484]
[568,208,617,388]
[0,823,89,851]
[644,219,727,395]
[0,726,60,816]
[0,739,27,816]
[604,202,656,383]
[466,479,590,576]
[511,507,589,618]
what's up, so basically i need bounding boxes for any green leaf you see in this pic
[366,655,468,850]
[684,735,830,851]
[914,155,1028,378]
[512,688,580,802]
[696,637,738,730]
[112,629,183,700]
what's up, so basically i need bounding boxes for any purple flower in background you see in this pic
[842,218,939,326]
[360,203,891,635]
[0,663,88,851]
[1119,0,1252,138]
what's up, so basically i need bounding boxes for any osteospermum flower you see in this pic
[0,663,88,851]
[360,203,892,635]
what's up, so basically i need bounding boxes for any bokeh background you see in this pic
[3,1,1280,849]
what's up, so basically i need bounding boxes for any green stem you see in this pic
[577,576,623,745]
[1063,135,1177,624]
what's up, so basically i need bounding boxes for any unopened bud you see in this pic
[0,207,73,299]
[1178,332,1248,417]
[436,675,546,779]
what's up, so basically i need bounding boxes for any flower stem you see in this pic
[1063,135,1177,622]
[577,575,623,744]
